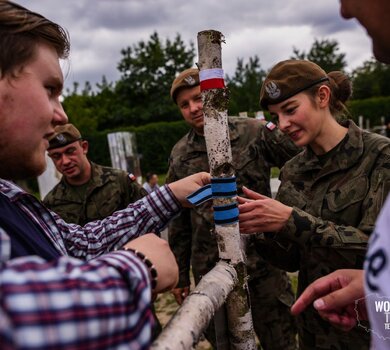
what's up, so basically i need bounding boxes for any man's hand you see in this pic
[168,172,211,207]
[291,269,366,331]
[123,234,179,294]
[171,286,190,305]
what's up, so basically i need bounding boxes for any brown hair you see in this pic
[0,0,70,77]
[306,71,352,118]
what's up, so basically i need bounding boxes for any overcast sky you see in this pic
[18,0,373,92]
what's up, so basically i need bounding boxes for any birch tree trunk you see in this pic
[151,262,237,350]
[197,30,257,350]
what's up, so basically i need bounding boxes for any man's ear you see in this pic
[81,140,89,154]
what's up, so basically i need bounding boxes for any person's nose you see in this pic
[60,153,72,165]
[278,114,291,133]
[53,99,68,126]
[189,100,201,114]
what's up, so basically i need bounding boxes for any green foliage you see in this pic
[114,32,195,126]
[84,131,111,167]
[347,96,390,125]
[351,59,390,99]
[226,56,266,116]
[135,121,190,174]
[291,38,347,72]
[84,121,190,175]
[271,167,280,179]
[62,77,120,134]
[289,273,298,295]
[63,32,195,130]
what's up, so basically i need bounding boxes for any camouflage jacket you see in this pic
[43,162,147,225]
[255,120,390,349]
[166,117,299,288]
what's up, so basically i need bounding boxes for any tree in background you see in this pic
[62,81,99,135]
[62,77,120,134]
[60,34,390,174]
[226,56,266,116]
[351,59,390,99]
[291,38,347,72]
[115,32,195,126]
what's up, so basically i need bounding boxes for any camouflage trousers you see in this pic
[297,311,370,350]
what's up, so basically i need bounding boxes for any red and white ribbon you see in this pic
[199,68,225,91]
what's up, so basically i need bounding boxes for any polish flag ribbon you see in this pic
[199,68,225,91]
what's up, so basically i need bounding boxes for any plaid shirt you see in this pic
[0,179,181,349]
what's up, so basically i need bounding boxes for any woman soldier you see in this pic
[238,59,390,350]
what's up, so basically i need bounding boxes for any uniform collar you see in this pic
[298,120,364,176]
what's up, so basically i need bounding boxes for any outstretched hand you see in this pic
[238,186,292,233]
[291,269,366,331]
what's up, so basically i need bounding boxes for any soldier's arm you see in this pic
[240,153,389,264]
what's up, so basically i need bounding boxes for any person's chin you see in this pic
[373,45,390,64]
[63,169,77,177]
[23,156,47,179]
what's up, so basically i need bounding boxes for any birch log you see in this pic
[197,30,257,349]
[151,262,236,350]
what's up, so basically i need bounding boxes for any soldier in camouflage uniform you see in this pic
[239,60,390,349]
[167,68,300,350]
[43,123,147,225]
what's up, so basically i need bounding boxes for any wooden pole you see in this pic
[197,29,257,350]
[151,262,237,350]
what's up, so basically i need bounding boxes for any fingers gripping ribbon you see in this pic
[187,177,238,225]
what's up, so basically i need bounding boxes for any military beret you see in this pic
[48,123,82,150]
[170,67,200,104]
[260,60,329,110]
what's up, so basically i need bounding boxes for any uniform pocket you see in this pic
[326,175,368,212]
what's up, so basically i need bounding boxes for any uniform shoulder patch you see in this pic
[128,173,136,182]
[265,121,277,131]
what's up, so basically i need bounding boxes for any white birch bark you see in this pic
[197,30,257,350]
[151,262,237,350]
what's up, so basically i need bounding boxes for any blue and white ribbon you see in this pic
[187,176,239,226]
